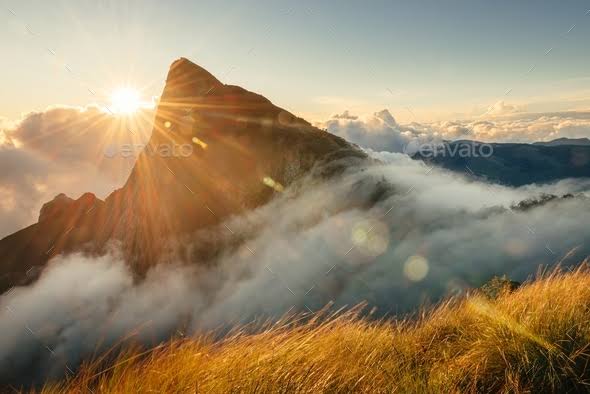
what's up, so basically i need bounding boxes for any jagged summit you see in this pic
[0,57,363,292]
[38,193,97,222]
[164,58,223,98]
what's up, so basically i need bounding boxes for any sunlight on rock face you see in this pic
[262,176,284,192]
[351,219,389,258]
[278,110,294,126]
[403,255,429,282]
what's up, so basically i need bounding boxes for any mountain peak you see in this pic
[38,193,73,222]
[123,57,360,261]
[164,58,223,99]
[0,56,362,289]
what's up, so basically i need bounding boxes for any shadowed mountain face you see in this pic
[0,58,362,292]
[412,140,590,186]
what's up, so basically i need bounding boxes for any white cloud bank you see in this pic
[320,108,590,153]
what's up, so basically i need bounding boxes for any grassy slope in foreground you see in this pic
[41,262,590,393]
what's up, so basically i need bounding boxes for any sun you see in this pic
[110,87,141,114]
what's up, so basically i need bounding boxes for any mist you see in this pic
[1,151,589,384]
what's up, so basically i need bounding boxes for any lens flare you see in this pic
[350,219,389,258]
[262,176,284,192]
[403,255,429,282]
[192,137,208,149]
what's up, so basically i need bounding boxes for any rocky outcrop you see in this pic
[0,57,363,292]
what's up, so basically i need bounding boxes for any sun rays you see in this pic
[110,87,141,114]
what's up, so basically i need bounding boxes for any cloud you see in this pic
[331,110,358,120]
[320,109,590,152]
[486,100,527,116]
[433,111,590,143]
[322,109,442,153]
[1,152,589,384]
[0,106,154,238]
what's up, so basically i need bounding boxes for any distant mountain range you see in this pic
[411,139,590,186]
[533,137,590,146]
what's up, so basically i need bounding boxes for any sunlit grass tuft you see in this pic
[40,262,590,393]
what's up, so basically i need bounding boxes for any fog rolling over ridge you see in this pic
[1,150,589,383]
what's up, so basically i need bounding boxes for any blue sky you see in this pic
[1,0,590,121]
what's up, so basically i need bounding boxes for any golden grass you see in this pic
[39,264,590,393]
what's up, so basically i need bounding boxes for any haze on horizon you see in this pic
[1,0,590,123]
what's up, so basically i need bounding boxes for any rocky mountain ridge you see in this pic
[0,57,363,293]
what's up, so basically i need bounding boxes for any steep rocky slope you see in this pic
[0,58,363,293]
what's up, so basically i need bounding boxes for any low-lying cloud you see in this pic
[1,152,589,385]
[0,105,153,238]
